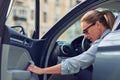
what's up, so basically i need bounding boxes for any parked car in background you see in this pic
[0,0,120,80]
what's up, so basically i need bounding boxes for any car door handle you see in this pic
[23,39,33,47]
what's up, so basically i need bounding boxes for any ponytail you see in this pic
[101,10,115,29]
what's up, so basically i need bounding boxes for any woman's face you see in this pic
[81,21,102,42]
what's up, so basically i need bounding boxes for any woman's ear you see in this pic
[96,21,101,29]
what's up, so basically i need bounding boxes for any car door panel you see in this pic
[7,25,44,65]
[93,51,120,80]
[1,45,31,80]
[1,34,31,80]
[0,25,41,80]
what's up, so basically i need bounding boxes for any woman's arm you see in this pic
[28,64,61,74]
[28,39,100,75]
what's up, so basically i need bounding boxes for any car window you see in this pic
[6,0,35,38]
[58,20,83,43]
[39,0,82,38]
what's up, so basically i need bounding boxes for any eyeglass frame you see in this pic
[83,22,96,34]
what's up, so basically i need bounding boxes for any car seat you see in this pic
[112,15,120,31]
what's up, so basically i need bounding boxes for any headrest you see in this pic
[112,15,120,31]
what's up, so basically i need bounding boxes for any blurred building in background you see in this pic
[6,0,35,37]
[40,0,82,37]
[6,0,82,38]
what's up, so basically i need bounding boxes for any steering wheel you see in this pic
[81,37,91,52]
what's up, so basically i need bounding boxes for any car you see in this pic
[0,0,120,80]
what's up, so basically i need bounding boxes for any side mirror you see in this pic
[11,26,27,36]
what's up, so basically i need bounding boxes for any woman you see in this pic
[28,10,115,75]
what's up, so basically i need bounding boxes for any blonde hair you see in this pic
[81,10,115,29]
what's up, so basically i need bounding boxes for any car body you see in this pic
[0,0,120,80]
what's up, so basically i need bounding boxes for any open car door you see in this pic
[0,0,40,80]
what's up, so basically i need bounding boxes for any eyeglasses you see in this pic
[83,22,96,34]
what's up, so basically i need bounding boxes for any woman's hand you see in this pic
[28,64,61,74]
[27,64,43,74]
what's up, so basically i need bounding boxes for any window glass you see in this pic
[6,0,82,38]
[40,0,81,38]
[6,0,35,38]
[58,20,83,43]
